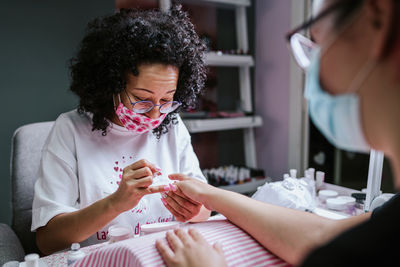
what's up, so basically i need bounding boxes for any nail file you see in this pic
[150,173,171,187]
[140,221,182,235]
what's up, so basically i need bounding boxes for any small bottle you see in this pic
[316,171,325,190]
[24,253,39,267]
[307,168,315,180]
[289,169,297,179]
[67,243,86,266]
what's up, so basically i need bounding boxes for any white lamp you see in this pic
[364,150,385,211]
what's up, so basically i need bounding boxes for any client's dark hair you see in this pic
[69,5,206,137]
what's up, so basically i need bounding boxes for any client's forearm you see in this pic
[36,195,119,255]
[203,188,370,265]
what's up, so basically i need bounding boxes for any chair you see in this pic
[0,121,54,265]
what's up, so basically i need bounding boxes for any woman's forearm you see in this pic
[36,194,120,255]
[204,188,370,265]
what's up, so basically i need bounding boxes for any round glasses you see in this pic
[288,33,319,70]
[130,100,181,114]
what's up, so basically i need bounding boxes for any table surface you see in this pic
[41,183,362,266]
[42,216,291,267]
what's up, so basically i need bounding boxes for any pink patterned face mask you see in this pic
[115,102,167,134]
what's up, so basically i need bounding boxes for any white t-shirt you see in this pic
[32,110,206,246]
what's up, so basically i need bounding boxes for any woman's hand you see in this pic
[156,228,227,267]
[167,174,218,211]
[109,159,169,213]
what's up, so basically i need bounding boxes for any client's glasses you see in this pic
[126,92,181,114]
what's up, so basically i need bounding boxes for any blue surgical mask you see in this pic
[304,49,370,153]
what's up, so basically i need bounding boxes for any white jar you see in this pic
[326,198,348,211]
[318,189,338,202]
[108,225,133,243]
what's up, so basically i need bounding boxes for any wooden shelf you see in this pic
[183,116,262,133]
[218,178,268,194]
[205,52,254,67]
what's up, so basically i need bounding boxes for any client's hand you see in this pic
[161,185,202,222]
[161,176,203,222]
[167,174,217,211]
[109,159,170,213]
[156,228,227,267]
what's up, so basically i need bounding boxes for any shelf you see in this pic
[205,52,254,67]
[183,116,262,133]
[218,178,268,194]
[196,0,250,7]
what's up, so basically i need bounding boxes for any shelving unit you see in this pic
[194,0,250,6]
[205,52,254,67]
[183,116,262,133]
[160,0,262,194]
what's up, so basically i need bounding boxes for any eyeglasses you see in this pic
[286,1,347,70]
[125,91,181,114]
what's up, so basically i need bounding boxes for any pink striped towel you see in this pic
[72,219,290,267]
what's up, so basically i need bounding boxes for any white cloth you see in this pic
[252,177,316,211]
[32,110,206,246]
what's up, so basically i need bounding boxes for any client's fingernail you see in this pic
[161,198,167,206]
[161,193,167,199]
[170,184,177,191]
[163,185,170,191]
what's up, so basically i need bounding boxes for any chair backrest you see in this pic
[10,121,54,254]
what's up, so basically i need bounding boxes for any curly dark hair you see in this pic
[69,5,206,138]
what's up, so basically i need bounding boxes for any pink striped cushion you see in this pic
[73,219,290,267]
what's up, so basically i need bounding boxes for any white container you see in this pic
[337,196,356,206]
[140,222,181,236]
[24,254,39,267]
[2,261,19,267]
[319,189,338,202]
[307,168,315,180]
[289,169,297,179]
[326,198,348,211]
[67,243,86,266]
[108,225,133,243]
[370,193,395,211]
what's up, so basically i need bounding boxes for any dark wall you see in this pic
[0,1,115,224]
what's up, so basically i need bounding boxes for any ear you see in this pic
[365,0,395,60]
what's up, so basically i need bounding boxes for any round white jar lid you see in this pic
[337,196,356,205]
[319,190,338,201]
[326,198,348,211]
